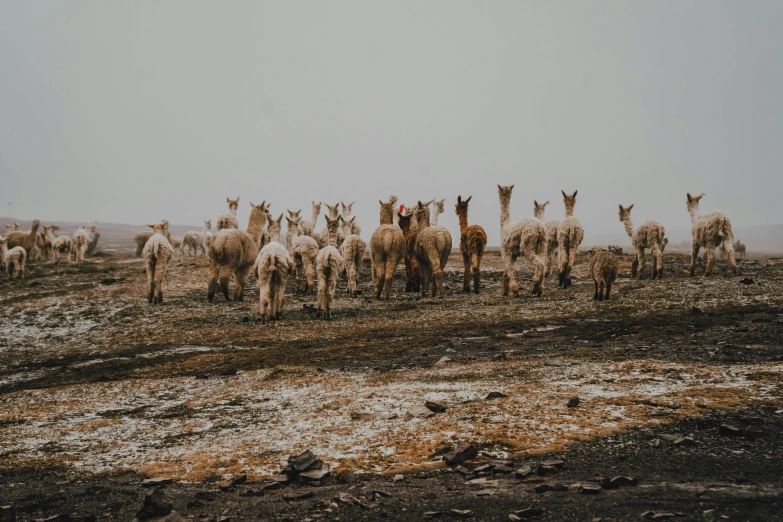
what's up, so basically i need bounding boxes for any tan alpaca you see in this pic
[557,190,584,289]
[142,221,175,304]
[297,202,322,238]
[217,196,240,231]
[370,200,406,300]
[38,227,54,262]
[135,226,171,257]
[316,215,345,319]
[258,211,280,251]
[533,200,560,277]
[208,201,269,301]
[6,219,40,263]
[340,216,366,297]
[341,202,361,236]
[686,193,737,276]
[618,204,666,280]
[0,237,27,279]
[287,216,319,294]
[319,202,346,248]
[455,196,487,294]
[587,246,618,301]
[13,223,20,231]
[414,202,452,299]
[72,226,91,266]
[181,220,211,256]
[51,228,72,270]
[255,220,294,324]
[497,186,547,297]
[85,225,100,255]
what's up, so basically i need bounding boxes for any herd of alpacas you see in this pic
[1,190,742,320]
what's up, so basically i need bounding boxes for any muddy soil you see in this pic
[1,245,781,520]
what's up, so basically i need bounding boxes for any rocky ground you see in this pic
[0,241,781,521]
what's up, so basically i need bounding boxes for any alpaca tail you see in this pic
[719,217,734,244]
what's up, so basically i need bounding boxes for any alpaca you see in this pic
[135,226,171,257]
[587,247,618,301]
[734,239,746,259]
[340,216,366,297]
[533,200,560,277]
[6,220,40,263]
[169,236,182,254]
[51,229,72,270]
[287,216,319,294]
[297,202,321,238]
[3,224,11,232]
[13,223,20,231]
[180,220,211,256]
[686,193,737,276]
[142,221,175,304]
[217,196,240,231]
[319,202,345,248]
[38,228,53,262]
[259,212,282,251]
[414,202,452,299]
[316,215,345,319]
[389,195,400,227]
[85,225,101,255]
[397,212,421,292]
[341,202,361,236]
[618,204,666,280]
[255,225,294,324]
[497,186,547,297]
[0,238,27,279]
[430,198,446,226]
[72,226,91,266]
[455,196,487,294]
[208,201,269,301]
[557,190,584,289]
[370,199,406,300]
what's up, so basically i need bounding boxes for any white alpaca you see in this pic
[497,185,547,297]
[340,216,366,297]
[51,228,72,270]
[557,190,584,289]
[142,221,175,304]
[316,215,345,319]
[533,200,560,277]
[618,204,666,280]
[72,226,91,267]
[255,219,294,324]
[0,237,27,279]
[414,203,452,299]
[217,196,240,231]
[686,193,737,276]
[370,199,406,300]
[430,198,446,226]
[180,220,212,256]
[287,216,319,294]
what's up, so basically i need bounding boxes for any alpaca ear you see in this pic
[466,196,472,204]
[457,196,462,203]
[573,190,578,197]
[628,203,634,210]
[542,200,548,207]
[687,193,692,202]
[379,200,384,206]
[249,201,255,207]
[418,200,423,207]
[534,200,539,207]
[236,196,240,202]
[510,184,514,190]
[619,204,624,211]
[562,190,567,198]
[226,197,230,203]
[146,224,155,229]
[277,213,283,223]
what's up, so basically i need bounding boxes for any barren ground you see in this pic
[1,240,782,521]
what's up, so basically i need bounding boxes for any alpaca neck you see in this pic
[287,226,299,242]
[229,207,237,217]
[29,222,39,237]
[392,210,399,226]
[534,207,545,220]
[45,229,57,243]
[246,210,268,245]
[380,208,393,225]
[415,213,430,231]
[564,202,575,218]
[269,230,280,243]
[622,215,635,238]
[311,208,320,224]
[431,208,441,226]
[499,198,511,230]
[688,204,701,224]
[457,211,469,234]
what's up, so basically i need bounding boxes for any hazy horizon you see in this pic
[2,1,782,244]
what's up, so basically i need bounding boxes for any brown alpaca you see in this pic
[587,247,618,301]
[414,202,452,299]
[455,196,487,294]
[6,220,40,262]
[370,200,406,300]
[734,239,746,259]
[397,212,421,292]
[208,201,269,301]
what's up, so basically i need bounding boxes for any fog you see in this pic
[2,1,782,244]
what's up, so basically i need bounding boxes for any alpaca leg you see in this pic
[259,286,270,324]
[404,257,414,293]
[722,241,738,275]
[383,258,397,300]
[153,263,165,304]
[593,280,599,300]
[146,260,155,303]
[530,253,545,297]
[558,246,568,288]
[704,246,716,276]
[689,243,700,276]
[472,252,482,294]
[567,248,577,288]
[503,254,519,297]
[431,262,443,299]
[635,248,646,280]
[420,259,432,298]
[374,263,384,300]
[326,273,337,319]
[207,261,222,302]
[234,267,251,301]
[598,280,605,301]
[651,245,663,279]
[605,281,612,300]
[276,276,287,319]
[462,254,471,292]
[219,267,232,300]
[316,271,327,316]
[306,261,316,295]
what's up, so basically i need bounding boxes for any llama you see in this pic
[287,216,319,294]
[217,196,240,231]
[135,226,171,257]
[208,201,269,301]
[686,193,737,276]
[51,228,72,270]
[316,215,345,319]
[72,226,91,266]
[397,211,421,292]
[0,237,27,279]
[340,216,366,297]
[430,198,446,226]
[497,186,547,297]
[557,190,584,289]
[142,221,175,304]
[6,220,40,263]
[297,202,321,238]
[85,225,100,255]
[414,202,452,299]
[455,196,487,294]
[734,239,746,259]
[618,204,666,280]
[255,222,294,324]
[587,247,618,301]
[180,220,211,256]
[370,199,406,300]
[533,200,560,277]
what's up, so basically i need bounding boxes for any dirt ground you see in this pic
[1,240,781,521]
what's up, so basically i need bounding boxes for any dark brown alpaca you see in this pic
[455,195,487,293]
[397,211,421,292]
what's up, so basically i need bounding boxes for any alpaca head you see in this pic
[323,202,340,219]
[204,220,212,230]
[618,204,634,222]
[388,195,399,206]
[324,214,342,240]
[686,192,705,209]
[561,190,578,216]
[311,201,322,215]
[378,200,395,225]
[414,201,431,229]
[50,225,60,232]
[455,195,473,218]
[397,211,413,233]
[497,185,515,205]
[4,224,11,231]
[533,200,549,220]
[227,196,240,211]
[249,201,270,219]
[287,209,302,219]
[286,216,301,237]
[30,219,40,231]
[433,198,446,215]
[146,220,169,235]
[342,215,356,235]
[268,213,283,238]
[341,201,355,217]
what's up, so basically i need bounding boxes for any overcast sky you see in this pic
[1,1,781,244]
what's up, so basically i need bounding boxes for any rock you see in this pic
[515,465,533,478]
[648,438,661,448]
[566,397,580,408]
[673,436,695,447]
[1,507,15,522]
[299,463,330,483]
[100,277,120,285]
[691,306,704,316]
[608,476,638,488]
[336,469,355,484]
[288,450,318,472]
[133,515,184,522]
[580,483,602,494]
[740,278,755,285]
[373,489,392,498]
[619,283,646,294]
[220,367,238,376]
[272,473,291,484]
[425,401,448,413]
[464,478,499,487]
[423,512,442,519]
[540,459,564,468]
[141,478,172,487]
[261,481,284,491]
[509,515,521,521]
[410,405,436,418]
[450,510,472,517]
[493,464,513,473]
[135,489,172,520]
[512,507,544,519]
[392,474,404,483]
[535,482,567,493]
[536,465,558,476]
[435,356,452,365]
[445,348,456,353]
[443,443,478,466]
[473,464,493,473]
[218,474,247,491]
[35,516,72,522]
[283,490,314,501]
[719,424,743,436]
[349,411,376,421]
[642,512,676,520]
[485,391,508,400]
